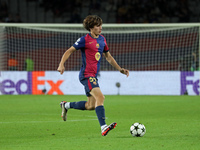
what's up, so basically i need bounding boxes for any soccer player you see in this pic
[57,15,129,136]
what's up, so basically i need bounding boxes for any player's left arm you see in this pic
[103,51,129,77]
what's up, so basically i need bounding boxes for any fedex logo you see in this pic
[0,72,64,95]
[181,72,199,95]
[0,72,32,94]
[32,72,64,95]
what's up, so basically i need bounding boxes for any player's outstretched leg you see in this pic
[60,101,68,121]
[101,122,117,136]
[60,101,87,121]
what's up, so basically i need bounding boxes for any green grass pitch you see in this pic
[0,95,199,150]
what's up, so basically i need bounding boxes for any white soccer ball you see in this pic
[130,122,146,137]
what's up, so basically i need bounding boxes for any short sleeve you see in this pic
[73,36,85,50]
[103,38,109,53]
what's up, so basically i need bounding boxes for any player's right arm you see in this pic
[57,46,76,74]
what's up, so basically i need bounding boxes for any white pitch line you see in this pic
[0,118,98,124]
[0,113,98,118]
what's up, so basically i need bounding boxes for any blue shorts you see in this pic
[80,77,99,97]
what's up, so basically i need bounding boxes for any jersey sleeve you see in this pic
[103,37,109,53]
[73,36,85,50]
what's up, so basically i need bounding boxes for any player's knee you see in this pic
[87,105,95,110]
[97,94,105,101]
[101,95,105,101]
[96,95,105,105]
[85,102,95,110]
[98,93,104,99]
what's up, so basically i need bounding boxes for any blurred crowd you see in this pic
[38,0,198,23]
[0,0,199,23]
[0,0,22,23]
[115,0,190,23]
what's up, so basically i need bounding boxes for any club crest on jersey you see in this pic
[96,43,99,48]
[95,52,101,61]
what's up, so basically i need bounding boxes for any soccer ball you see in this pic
[130,122,146,137]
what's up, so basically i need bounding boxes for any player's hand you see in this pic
[57,65,65,75]
[120,68,129,77]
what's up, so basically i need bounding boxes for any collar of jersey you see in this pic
[89,33,99,39]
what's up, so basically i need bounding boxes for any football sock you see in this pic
[69,101,86,110]
[101,124,107,131]
[64,102,70,109]
[95,105,106,128]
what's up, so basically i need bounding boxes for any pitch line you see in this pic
[0,113,98,118]
[0,118,98,124]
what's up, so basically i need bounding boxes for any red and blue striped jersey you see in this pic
[73,33,109,79]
